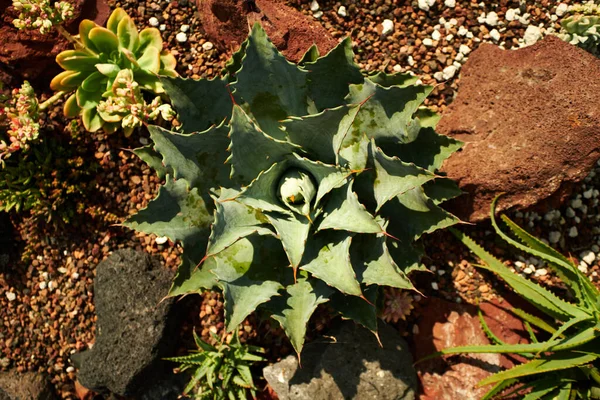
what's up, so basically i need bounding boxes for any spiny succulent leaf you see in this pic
[329,285,378,333]
[265,213,311,268]
[132,145,172,179]
[228,105,298,184]
[317,181,382,234]
[206,195,274,258]
[300,232,362,296]
[370,141,436,211]
[270,279,331,355]
[161,76,232,133]
[232,24,308,140]
[148,124,230,191]
[283,104,360,165]
[338,131,370,171]
[422,178,463,205]
[299,44,319,64]
[352,233,414,290]
[368,71,420,88]
[304,37,363,111]
[288,154,349,207]
[211,236,286,331]
[390,127,463,172]
[236,162,293,215]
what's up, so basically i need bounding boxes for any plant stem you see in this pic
[39,91,66,111]
[55,25,97,57]
[591,368,600,387]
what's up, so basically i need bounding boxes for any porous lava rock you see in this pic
[72,249,179,398]
[438,36,600,222]
[263,320,417,400]
[0,370,56,400]
[0,0,110,86]
[413,297,529,400]
[197,0,338,61]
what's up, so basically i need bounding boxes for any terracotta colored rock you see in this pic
[438,36,600,222]
[0,0,110,86]
[413,297,529,400]
[197,0,338,61]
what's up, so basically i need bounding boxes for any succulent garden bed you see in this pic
[1,0,600,399]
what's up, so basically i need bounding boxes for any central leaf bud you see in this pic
[278,169,316,215]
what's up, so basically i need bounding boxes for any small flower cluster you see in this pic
[0,82,40,165]
[97,69,175,137]
[380,288,415,323]
[568,2,600,16]
[12,0,74,34]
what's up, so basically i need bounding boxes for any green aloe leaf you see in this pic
[161,76,232,133]
[304,37,364,111]
[228,105,298,184]
[210,236,287,332]
[300,231,362,297]
[232,24,309,140]
[148,124,230,191]
[270,279,332,355]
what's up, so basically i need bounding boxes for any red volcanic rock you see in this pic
[414,297,529,400]
[438,36,600,222]
[0,0,110,85]
[197,0,338,61]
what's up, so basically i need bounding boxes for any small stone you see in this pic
[313,10,323,19]
[444,0,455,8]
[579,262,589,274]
[505,9,518,21]
[523,25,542,46]
[458,26,469,36]
[39,281,47,290]
[592,244,600,253]
[485,12,499,26]
[523,267,534,274]
[382,19,394,36]
[393,64,402,72]
[202,41,214,51]
[431,282,439,290]
[581,250,596,265]
[418,0,436,12]
[66,366,75,373]
[71,272,80,280]
[571,198,583,209]
[337,5,347,17]
[432,30,441,41]
[423,38,434,47]
[48,280,57,290]
[478,284,489,293]
[489,29,501,42]
[566,207,576,218]
[159,24,166,31]
[459,44,471,55]
[534,268,548,277]
[408,56,415,66]
[549,231,561,244]
[442,65,458,80]
[584,188,594,199]
[556,3,568,17]
[180,24,190,32]
[148,17,159,27]
[568,226,579,238]
[446,34,454,42]
[6,292,16,301]
[155,236,169,245]
[433,71,444,81]
[310,0,319,12]
[175,32,188,43]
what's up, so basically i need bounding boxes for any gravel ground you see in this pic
[0,0,596,398]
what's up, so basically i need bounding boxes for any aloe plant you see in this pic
[126,24,463,355]
[49,7,177,133]
[421,197,600,399]
[166,330,264,400]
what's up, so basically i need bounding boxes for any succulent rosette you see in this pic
[559,14,600,55]
[50,8,177,133]
[126,24,463,355]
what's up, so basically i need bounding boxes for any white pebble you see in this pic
[423,38,434,47]
[139,137,149,145]
[412,324,420,334]
[393,64,402,72]
[337,6,347,17]
[39,281,47,290]
[568,226,579,238]
[534,268,548,277]
[592,244,600,253]
[571,199,583,209]
[202,41,214,51]
[459,44,471,55]
[442,65,458,80]
[505,9,518,21]
[458,26,469,36]
[581,250,596,265]
[549,231,561,244]
[71,272,80,280]
[523,25,542,46]
[5,292,16,301]
[155,236,169,245]
[431,282,439,290]
[566,207,576,218]
[148,17,159,27]
[310,0,319,12]
[313,10,323,19]
[42,272,49,280]
[418,0,436,12]
[449,18,458,26]
[175,32,188,43]
[523,267,534,275]
[579,262,589,274]
[180,24,190,33]
[433,71,444,81]
[159,24,166,31]
[382,19,395,36]
[485,11,499,26]
[584,188,594,199]
[489,29,501,42]
[58,267,67,274]
[455,52,465,62]
[407,55,415,66]
[66,366,75,373]
[556,3,568,17]
[432,30,441,41]
[514,261,525,269]
[48,281,57,291]
[446,34,454,42]
[444,0,456,8]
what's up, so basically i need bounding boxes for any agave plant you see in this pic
[165,330,264,400]
[50,7,177,133]
[126,24,463,355]
[421,198,600,399]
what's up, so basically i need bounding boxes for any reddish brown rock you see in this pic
[197,0,338,61]
[0,0,110,86]
[413,297,529,400]
[438,36,600,222]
